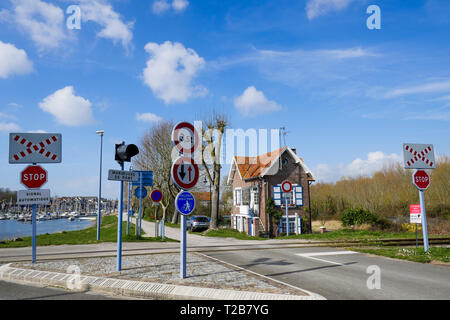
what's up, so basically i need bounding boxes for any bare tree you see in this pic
[200,111,228,229]
[133,121,181,224]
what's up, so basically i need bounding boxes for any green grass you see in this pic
[142,216,180,229]
[0,216,177,248]
[353,246,450,263]
[203,228,266,240]
[275,229,446,241]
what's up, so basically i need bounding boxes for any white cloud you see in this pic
[314,151,401,182]
[152,0,189,14]
[27,129,47,133]
[10,0,67,51]
[234,86,282,117]
[78,0,134,50]
[0,122,21,132]
[385,80,450,98]
[306,0,359,20]
[0,112,16,120]
[136,112,163,124]
[142,41,206,104]
[172,0,189,12]
[39,86,94,126]
[0,41,33,78]
[7,102,22,108]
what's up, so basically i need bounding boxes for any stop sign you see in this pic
[21,165,47,189]
[412,170,430,190]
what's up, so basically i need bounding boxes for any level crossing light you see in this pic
[115,142,139,165]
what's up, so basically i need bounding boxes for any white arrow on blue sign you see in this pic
[175,191,195,215]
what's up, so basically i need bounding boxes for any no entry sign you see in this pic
[412,170,430,190]
[21,165,47,189]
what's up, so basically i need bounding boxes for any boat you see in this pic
[68,216,75,221]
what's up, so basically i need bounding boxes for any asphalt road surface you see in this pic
[205,247,450,300]
[0,280,123,300]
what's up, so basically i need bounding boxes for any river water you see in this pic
[0,218,96,241]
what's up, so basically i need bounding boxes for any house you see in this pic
[192,192,211,207]
[227,146,315,237]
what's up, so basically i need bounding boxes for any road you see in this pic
[204,247,450,300]
[0,280,122,300]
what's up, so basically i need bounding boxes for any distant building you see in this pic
[227,147,315,237]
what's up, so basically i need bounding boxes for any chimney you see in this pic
[291,148,296,154]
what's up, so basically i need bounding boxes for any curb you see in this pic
[0,264,325,300]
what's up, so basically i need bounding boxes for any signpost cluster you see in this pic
[171,122,199,278]
[9,133,62,264]
[403,143,435,252]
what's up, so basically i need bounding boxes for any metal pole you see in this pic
[117,162,124,271]
[419,190,429,252]
[32,204,36,263]
[127,180,131,235]
[97,133,103,241]
[139,173,143,237]
[285,196,289,236]
[180,213,186,278]
[415,223,418,249]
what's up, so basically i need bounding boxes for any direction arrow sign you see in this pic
[108,170,139,182]
[175,191,196,215]
[171,156,199,190]
[171,122,199,155]
[9,133,62,164]
[17,189,51,205]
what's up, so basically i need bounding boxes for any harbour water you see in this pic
[0,218,96,241]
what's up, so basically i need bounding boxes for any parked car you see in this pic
[186,215,210,232]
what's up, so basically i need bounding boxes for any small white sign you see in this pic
[17,189,51,205]
[403,143,435,169]
[410,214,422,224]
[108,170,139,182]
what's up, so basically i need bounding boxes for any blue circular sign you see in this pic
[151,189,163,202]
[175,191,195,215]
[134,186,148,199]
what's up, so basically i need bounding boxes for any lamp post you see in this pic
[96,130,104,241]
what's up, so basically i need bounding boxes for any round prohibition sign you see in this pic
[151,189,163,203]
[171,156,199,190]
[281,180,293,193]
[171,122,199,155]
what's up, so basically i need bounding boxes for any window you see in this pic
[234,188,242,206]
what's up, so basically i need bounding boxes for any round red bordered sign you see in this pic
[171,156,199,190]
[171,122,199,155]
[281,180,293,193]
[150,189,163,203]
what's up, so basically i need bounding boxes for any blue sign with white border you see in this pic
[131,171,153,187]
[134,186,148,199]
[175,191,195,215]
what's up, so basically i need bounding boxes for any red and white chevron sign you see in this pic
[403,143,435,169]
[9,133,62,164]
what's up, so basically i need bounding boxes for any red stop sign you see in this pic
[412,170,430,190]
[21,165,47,189]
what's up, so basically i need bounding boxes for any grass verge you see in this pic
[0,215,177,248]
[203,228,266,240]
[353,246,450,264]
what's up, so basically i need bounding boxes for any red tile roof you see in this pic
[234,147,284,180]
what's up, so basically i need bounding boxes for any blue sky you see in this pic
[0,0,449,199]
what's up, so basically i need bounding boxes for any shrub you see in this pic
[341,207,390,230]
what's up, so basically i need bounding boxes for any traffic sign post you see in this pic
[151,189,164,239]
[175,191,196,279]
[171,122,199,279]
[412,169,431,252]
[403,142,435,253]
[281,180,293,237]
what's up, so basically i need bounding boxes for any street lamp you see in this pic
[96,130,104,241]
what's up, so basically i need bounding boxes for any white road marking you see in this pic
[296,251,358,266]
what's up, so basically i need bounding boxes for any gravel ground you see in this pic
[12,253,304,295]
